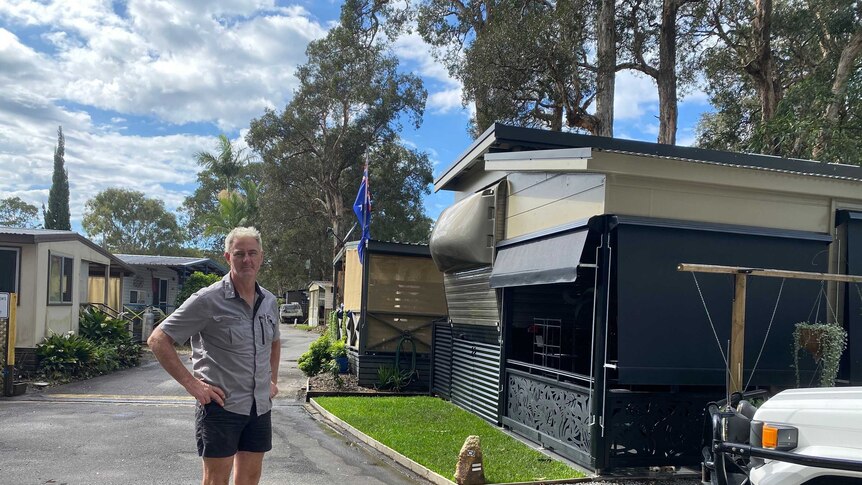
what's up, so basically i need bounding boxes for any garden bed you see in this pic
[306,373,430,400]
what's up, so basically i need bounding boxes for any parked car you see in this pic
[703,387,862,485]
[279,302,303,323]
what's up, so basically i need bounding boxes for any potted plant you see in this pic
[329,340,349,374]
[793,321,847,387]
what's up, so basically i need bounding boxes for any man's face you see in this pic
[225,236,263,281]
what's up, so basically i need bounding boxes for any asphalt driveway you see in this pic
[0,326,424,485]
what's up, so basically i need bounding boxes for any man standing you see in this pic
[148,227,280,485]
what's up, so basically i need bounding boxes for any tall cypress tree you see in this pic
[44,126,71,230]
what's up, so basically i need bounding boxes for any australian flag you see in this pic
[353,162,371,264]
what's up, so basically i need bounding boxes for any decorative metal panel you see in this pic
[505,369,591,458]
[604,391,716,469]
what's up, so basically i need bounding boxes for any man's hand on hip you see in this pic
[186,378,225,406]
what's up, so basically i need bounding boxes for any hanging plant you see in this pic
[793,322,847,388]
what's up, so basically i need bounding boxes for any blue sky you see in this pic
[0,0,711,235]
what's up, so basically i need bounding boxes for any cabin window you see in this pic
[48,253,74,304]
[0,247,19,296]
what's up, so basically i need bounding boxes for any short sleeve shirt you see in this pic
[158,274,280,416]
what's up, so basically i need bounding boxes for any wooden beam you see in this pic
[677,263,862,283]
[730,274,747,394]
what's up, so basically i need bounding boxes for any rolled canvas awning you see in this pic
[430,190,495,273]
[489,228,589,288]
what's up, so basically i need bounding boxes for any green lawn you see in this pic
[314,396,584,484]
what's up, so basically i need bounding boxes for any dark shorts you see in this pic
[195,401,272,458]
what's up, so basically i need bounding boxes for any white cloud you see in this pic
[614,70,659,120]
[391,30,470,116]
[0,1,334,231]
[427,88,463,114]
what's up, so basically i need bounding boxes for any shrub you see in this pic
[298,334,332,377]
[79,307,131,345]
[329,340,347,359]
[176,271,221,307]
[376,365,410,392]
[36,332,95,380]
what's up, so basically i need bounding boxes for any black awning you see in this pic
[489,228,589,288]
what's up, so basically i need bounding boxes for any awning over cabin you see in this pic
[489,224,590,288]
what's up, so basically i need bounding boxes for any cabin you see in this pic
[333,240,446,390]
[0,228,133,372]
[428,124,862,473]
[307,281,333,327]
[114,254,226,315]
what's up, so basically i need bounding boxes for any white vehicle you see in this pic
[704,387,862,485]
[279,302,303,323]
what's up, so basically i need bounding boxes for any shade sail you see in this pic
[489,228,589,288]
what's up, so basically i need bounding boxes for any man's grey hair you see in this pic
[224,227,263,253]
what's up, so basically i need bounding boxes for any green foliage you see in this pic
[326,311,340,341]
[314,397,583,483]
[329,339,348,359]
[298,334,333,377]
[36,332,95,380]
[697,0,862,163]
[82,188,186,254]
[202,179,261,240]
[0,196,40,228]
[246,0,432,289]
[44,126,70,230]
[36,308,142,382]
[793,322,848,388]
[78,307,131,344]
[376,365,410,392]
[176,271,222,307]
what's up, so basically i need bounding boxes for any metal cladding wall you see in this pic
[432,320,502,424]
[613,219,832,386]
[443,266,500,326]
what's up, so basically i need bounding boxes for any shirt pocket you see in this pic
[211,315,245,345]
[260,314,276,345]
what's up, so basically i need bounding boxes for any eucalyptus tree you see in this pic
[698,0,862,163]
[246,0,432,286]
[82,188,185,255]
[415,0,609,136]
[618,0,707,144]
[0,197,40,228]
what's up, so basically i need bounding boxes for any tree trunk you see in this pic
[812,28,862,160]
[657,0,679,144]
[595,0,616,137]
[746,0,778,123]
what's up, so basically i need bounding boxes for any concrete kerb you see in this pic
[307,398,604,485]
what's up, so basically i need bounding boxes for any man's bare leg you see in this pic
[202,456,233,485]
[233,451,265,485]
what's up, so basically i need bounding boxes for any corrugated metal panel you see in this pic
[451,338,501,423]
[432,322,453,399]
[444,266,500,326]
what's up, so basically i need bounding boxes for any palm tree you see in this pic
[203,181,261,237]
[195,134,249,192]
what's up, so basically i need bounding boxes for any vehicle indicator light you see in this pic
[761,423,798,451]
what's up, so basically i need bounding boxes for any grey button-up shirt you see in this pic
[159,274,280,416]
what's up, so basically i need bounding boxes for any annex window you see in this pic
[48,252,74,304]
